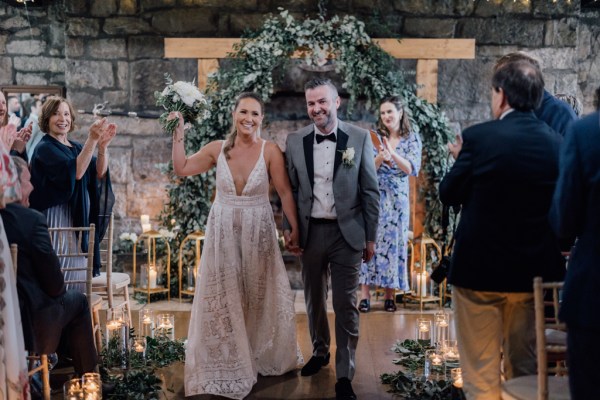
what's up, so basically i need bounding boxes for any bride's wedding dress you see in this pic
[185,140,302,399]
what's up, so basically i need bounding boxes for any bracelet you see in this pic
[174,136,183,143]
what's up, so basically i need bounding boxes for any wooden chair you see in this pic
[11,243,51,400]
[48,224,103,352]
[91,214,132,326]
[501,277,570,400]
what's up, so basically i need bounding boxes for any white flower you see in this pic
[119,232,130,241]
[172,81,204,107]
[130,233,138,242]
[340,147,355,168]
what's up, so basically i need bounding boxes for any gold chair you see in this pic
[91,214,132,326]
[501,277,570,400]
[11,243,51,400]
[48,224,103,352]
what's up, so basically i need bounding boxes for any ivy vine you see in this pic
[159,9,453,258]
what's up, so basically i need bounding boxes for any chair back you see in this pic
[48,224,95,300]
[533,277,567,400]
[99,213,114,298]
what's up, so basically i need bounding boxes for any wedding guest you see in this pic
[358,96,421,312]
[172,92,302,399]
[284,79,379,400]
[1,156,98,376]
[549,87,600,400]
[493,52,577,136]
[554,93,583,117]
[440,60,565,399]
[29,97,115,283]
[0,91,33,161]
[24,98,44,160]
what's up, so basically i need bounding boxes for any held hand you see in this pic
[284,229,303,256]
[362,241,375,262]
[89,118,107,141]
[98,123,117,149]
[447,133,463,160]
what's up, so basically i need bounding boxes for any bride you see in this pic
[168,92,303,399]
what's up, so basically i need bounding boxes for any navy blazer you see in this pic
[535,90,577,136]
[440,110,565,292]
[550,111,600,328]
[1,203,66,353]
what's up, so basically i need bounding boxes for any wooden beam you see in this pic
[197,59,219,90]
[165,38,475,60]
[416,59,439,103]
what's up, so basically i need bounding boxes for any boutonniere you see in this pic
[339,147,355,168]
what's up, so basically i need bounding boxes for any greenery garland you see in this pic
[159,9,454,268]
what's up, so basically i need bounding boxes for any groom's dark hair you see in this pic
[304,78,338,97]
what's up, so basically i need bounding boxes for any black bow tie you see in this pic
[316,133,336,144]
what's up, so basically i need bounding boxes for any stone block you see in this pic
[151,9,217,34]
[118,0,137,15]
[128,36,164,60]
[269,0,315,10]
[64,0,88,14]
[114,116,162,136]
[533,0,579,17]
[0,58,12,82]
[112,183,128,219]
[103,90,129,109]
[103,18,153,35]
[66,60,114,89]
[392,0,474,16]
[544,18,578,47]
[551,72,578,95]
[527,47,577,71]
[67,18,100,37]
[0,16,29,30]
[91,0,118,17]
[132,136,172,182]
[127,181,169,220]
[116,61,129,89]
[86,38,127,59]
[49,74,66,85]
[141,0,176,11]
[66,38,84,58]
[229,13,268,36]
[14,56,65,73]
[110,135,133,147]
[0,35,7,55]
[14,28,42,37]
[108,147,132,184]
[474,0,530,17]
[403,18,456,38]
[130,59,197,111]
[460,17,544,46]
[15,73,48,85]
[6,40,46,56]
[177,0,258,7]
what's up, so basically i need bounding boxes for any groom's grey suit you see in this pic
[285,118,379,380]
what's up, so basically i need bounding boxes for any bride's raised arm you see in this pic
[169,111,221,177]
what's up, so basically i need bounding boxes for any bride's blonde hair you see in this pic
[223,92,265,160]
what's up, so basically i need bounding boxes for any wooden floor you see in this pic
[53,293,453,399]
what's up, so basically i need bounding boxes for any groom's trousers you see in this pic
[301,218,362,380]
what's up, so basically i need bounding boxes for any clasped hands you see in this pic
[376,137,394,164]
[283,230,303,256]
[89,117,117,148]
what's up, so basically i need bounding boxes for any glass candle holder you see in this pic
[105,310,129,369]
[451,367,463,388]
[139,263,148,289]
[130,338,146,366]
[443,339,460,367]
[81,372,102,400]
[424,349,444,379]
[187,261,197,291]
[434,312,449,350]
[415,317,432,345]
[139,308,154,339]
[63,378,82,400]
[155,313,175,341]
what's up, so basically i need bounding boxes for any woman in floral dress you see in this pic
[358,96,422,312]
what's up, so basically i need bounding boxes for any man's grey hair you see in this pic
[304,78,338,97]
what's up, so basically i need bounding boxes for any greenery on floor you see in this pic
[100,329,186,399]
[381,339,459,400]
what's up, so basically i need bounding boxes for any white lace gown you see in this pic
[185,141,302,399]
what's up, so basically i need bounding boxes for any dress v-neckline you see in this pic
[222,140,264,197]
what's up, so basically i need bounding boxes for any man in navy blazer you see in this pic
[549,97,600,399]
[1,157,97,376]
[440,60,565,399]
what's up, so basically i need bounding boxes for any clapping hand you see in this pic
[89,117,108,141]
[0,123,18,150]
[11,122,33,153]
[98,122,117,149]
[447,133,463,160]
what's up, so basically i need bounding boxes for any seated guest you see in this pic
[549,87,600,400]
[1,156,97,376]
[440,60,565,399]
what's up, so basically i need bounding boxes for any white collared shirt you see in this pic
[499,108,515,120]
[311,122,338,219]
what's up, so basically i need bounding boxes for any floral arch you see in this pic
[160,10,456,242]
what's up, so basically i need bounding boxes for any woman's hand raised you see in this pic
[98,122,117,149]
[89,118,108,141]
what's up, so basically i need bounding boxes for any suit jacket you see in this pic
[0,203,66,353]
[535,90,577,136]
[284,119,380,251]
[439,110,565,292]
[550,111,600,327]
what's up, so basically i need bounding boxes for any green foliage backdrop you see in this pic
[159,10,454,254]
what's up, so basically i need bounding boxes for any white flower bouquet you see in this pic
[155,74,210,134]
[340,147,355,168]
[116,232,138,253]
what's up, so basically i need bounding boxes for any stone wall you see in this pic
[0,0,599,237]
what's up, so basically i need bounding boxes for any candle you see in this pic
[419,272,427,297]
[432,355,442,366]
[438,320,448,328]
[149,266,157,289]
[140,214,150,225]
[142,223,152,233]
[143,316,152,324]
[446,350,458,359]
[135,343,144,352]
[451,368,463,388]
[419,323,430,333]
[106,320,121,331]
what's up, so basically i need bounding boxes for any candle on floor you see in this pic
[451,368,463,388]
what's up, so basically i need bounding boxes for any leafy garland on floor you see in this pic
[159,9,454,267]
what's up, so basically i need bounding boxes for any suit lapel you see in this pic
[334,128,349,177]
[303,131,315,189]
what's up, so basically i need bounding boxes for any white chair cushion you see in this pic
[545,328,567,346]
[92,272,130,289]
[90,293,103,308]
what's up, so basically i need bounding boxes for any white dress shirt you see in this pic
[311,122,338,219]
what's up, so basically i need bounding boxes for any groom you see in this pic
[284,78,379,400]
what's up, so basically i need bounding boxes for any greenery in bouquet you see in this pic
[155,74,210,135]
[114,232,138,254]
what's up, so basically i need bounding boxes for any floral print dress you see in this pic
[359,130,422,291]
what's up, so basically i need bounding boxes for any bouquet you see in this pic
[155,74,210,134]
